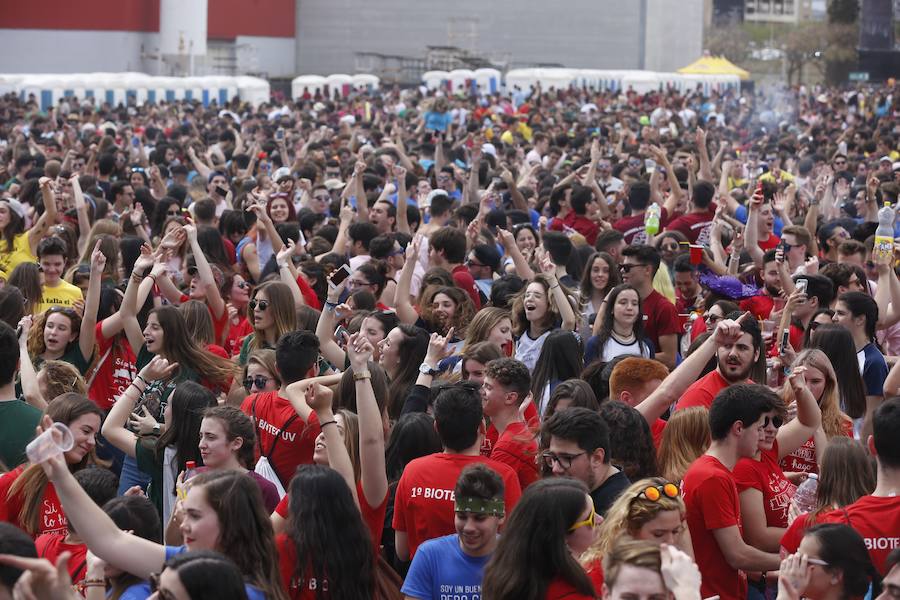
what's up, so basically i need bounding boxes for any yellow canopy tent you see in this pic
[678,55,750,80]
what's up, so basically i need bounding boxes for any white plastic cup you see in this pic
[25,423,74,464]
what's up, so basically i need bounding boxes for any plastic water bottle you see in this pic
[645,202,661,236]
[874,202,895,262]
[793,473,818,514]
[184,461,200,482]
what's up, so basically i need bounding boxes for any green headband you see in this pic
[454,496,505,517]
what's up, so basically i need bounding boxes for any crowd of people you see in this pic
[0,74,896,600]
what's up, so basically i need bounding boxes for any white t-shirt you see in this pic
[515,329,552,372]
[599,336,652,363]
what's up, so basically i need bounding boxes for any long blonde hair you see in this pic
[463,307,510,348]
[657,407,710,483]
[781,349,851,439]
[582,477,686,564]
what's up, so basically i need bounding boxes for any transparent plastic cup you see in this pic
[25,423,74,464]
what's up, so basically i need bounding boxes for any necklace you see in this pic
[611,328,636,343]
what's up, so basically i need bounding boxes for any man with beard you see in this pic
[676,311,762,411]
[740,249,782,320]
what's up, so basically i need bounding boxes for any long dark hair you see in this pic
[482,478,595,600]
[384,412,442,483]
[386,324,429,419]
[203,406,257,469]
[579,252,619,305]
[188,470,286,600]
[162,550,249,600]
[804,524,878,598]
[286,465,374,600]
[197,225,232,271]
[807,324,866,419]
[104,495,161,600]
[0,202,26,252]
[151,305,237,385]
[8,262,43,316]
[599,401,659,480]
[530,330,583,400]
[837,291,879,344]
[593,283,648,357]
[156,381,217,478]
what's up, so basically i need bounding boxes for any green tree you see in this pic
[826,0,859,83]
[705,25,752,64]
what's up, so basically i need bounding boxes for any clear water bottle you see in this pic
[184,461,199,482]
[645,202,661,236]
[793,473,818,514]
[874,202,894,262]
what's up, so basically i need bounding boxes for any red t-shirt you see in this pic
[549,212,600,246]
[483,403,539,455]
[683,455,746,600]
[733,441,796,529]
[275,480,387,554]
[240,392,320,489]
[780,420,853,475]
[585,558,605,595]
[392,453,521,559]
[819,495,900,576]
[224,316,253,358]
[780,511,823,556]
[544,576,595,600]
[490,421,539,489]
[0,466,68,537]
[650,418,667,448]
[759,233,781,251]
[613,208,669,245]
[642,290,679,352]
[740,294,775,321]
[88,322,137,411]
[296,274,321,310]
[666,209,716,244]
[35,533,87,583]
[451,265,482,310]
[676,369,749,411]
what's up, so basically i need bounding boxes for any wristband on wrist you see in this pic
[353,370,372,381]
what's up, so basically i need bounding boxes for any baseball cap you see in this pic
[0,199,26,219]
[273,167,292,183]
[323,178,346,191]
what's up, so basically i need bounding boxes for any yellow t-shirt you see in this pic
[36,280,84,314]
[0,232,36,275]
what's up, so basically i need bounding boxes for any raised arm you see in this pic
[776,366,822,459]
[346,333,388,507]
[394,165,410,234]
[315,279,350,368]
[648,145,683,214]
[186,146,213,180]
[29,178,59,254]
[120,246,156,357]
[695,128,713,182]
[70,175,91,256]
[395,235,423,325]
[538,249,577,331]
[36,417,167,579]
[275,240,305,308]
[743,189,765,268]
[18,316,47,410]
[78,241,104,363]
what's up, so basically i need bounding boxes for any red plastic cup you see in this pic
[689,245,703,265]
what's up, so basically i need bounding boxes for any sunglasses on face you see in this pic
[243,375,270,392]
[762,415,784,428]
[249,299,269,311]
[568,507,597,532]
[619,263,646,273]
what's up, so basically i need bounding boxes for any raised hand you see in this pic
[128,406,159,436]
[140,355,179,382]
[712,311,751,347]
[659,544,702,600]
[346,331,374,371]
[305,382,334,414]
[777,554,811,600]
[89,239,106,271]
[276,238,297,264]
[424,328,455,366]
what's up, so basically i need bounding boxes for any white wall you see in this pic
[0,29,158,74]
[234,35,295,77]
[644,0,705,72]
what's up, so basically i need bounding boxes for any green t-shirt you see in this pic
[33,344,92,376]
[0,399,43,469]
[134,346,199,422]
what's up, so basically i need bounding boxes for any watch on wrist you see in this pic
[419,363,439,376]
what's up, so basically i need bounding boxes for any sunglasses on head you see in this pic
[762,415,784,428]
[249,299,269,311]
[635,482,681,503]
[243,375,270,392]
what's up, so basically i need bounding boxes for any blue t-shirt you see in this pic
[858,342,888,396]
[401,534,492,600]
[115,582,152,600]
[164,546,266,600]
[424,111,453,133]
[734,204,784,237]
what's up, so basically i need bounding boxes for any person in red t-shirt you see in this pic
[428,227,481,310]
[733,365,821,599]
[616,245,679,369]
[676,310,761,411]
[240,331,322,492]
[783,524,880,600]
[608,358,669,447]
[393,382,522,561]
[480,478,597,600]
[482,358,539,489]
[739,249,783,321]
[666,181,717,245]
[548,185,601,246]
[613,181,672,245]
[814,398,900,576]
[682,384,782,600]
